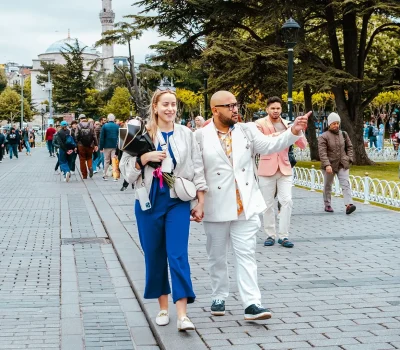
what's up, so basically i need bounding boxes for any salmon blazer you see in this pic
[255,117,307,176]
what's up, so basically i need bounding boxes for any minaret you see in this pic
[99,0,115,74]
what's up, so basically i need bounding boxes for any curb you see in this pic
[80,172,208,350]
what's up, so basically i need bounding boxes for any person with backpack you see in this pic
[368,122,378,148]
[318,112,356,215]
[76,115,98,179]
[58,121,76,182]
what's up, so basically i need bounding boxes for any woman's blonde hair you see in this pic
[147,89,177,140]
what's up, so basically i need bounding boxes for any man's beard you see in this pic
[220,113,237,127]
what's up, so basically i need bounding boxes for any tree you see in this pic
[95,21,149,118]
[176,88,203,118]
[37,40,95,114]
[101,87,133,120]
[0,69,6,94]
[84,88,105,119]
[12,76,32,105]
[0,87,32,123]
[132,0,400,165]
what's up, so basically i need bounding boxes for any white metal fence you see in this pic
[294,147,400,162]
[293,166,400,209]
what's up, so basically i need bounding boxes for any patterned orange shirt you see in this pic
[217,127,244,216]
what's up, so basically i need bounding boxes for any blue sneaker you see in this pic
[264,237,275,247]
[211,299,225,316]
[278,238,294,248]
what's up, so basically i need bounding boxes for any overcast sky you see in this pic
[0,0,164,66]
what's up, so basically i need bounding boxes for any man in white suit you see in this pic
[196,91,309,321]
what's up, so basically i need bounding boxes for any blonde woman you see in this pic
[120,89,208,331]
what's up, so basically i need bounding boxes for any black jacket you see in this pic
[0,133,5,145]
[7,132,20,145]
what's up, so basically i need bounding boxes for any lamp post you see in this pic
[281,18,301,121]
[19,73,26,130]
[40,107,46,142]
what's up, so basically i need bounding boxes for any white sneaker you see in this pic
[155,310,169,326]
[93,170,98,174]
[177,316,195,331]
[70,171,75,175]
[66,172,71,182]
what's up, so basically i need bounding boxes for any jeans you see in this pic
[369,137,377,148]
[93,150,104,171]
[59,149,71,175]
[47,140,54,155]
[9,144,18,159]
[68,151,77,172]
[24,140,31,154]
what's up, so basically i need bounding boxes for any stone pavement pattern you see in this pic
[0,149,159,350]
[92,155,400,350]
[1,147,400,350]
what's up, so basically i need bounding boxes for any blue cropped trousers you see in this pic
[135,180,195,304]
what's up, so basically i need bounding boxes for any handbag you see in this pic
[118,117,160,168]
[156,129,197,202]
[174,177,197,201]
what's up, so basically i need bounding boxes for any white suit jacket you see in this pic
[196,121,302,222]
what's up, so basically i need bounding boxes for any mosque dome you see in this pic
[45,37,98,55]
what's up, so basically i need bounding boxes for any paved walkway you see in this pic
[0,148,399,350]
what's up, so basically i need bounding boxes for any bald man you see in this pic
[195,91,310,321]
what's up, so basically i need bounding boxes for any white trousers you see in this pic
[258,171,293,240]
[203,215,262,309]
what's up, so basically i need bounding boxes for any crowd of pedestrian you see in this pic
[0,125,37,163]
[45,114,129,188]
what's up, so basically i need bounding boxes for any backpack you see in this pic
[78,124,94,147]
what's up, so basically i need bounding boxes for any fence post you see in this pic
[334,175,341,197]
[364,172,370,204]
[310,165,315,192]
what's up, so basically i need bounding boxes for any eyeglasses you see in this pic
[214,103,240,111]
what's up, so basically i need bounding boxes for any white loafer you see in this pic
[156,310,169,326]
[177,316,195,331]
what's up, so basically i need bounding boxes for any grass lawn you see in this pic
[296,161,400,182]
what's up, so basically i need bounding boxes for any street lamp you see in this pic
[18,71,28,130]
[40,107,46,142]
[282,18,301,121]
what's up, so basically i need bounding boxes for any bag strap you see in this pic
[156,128,173,159]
